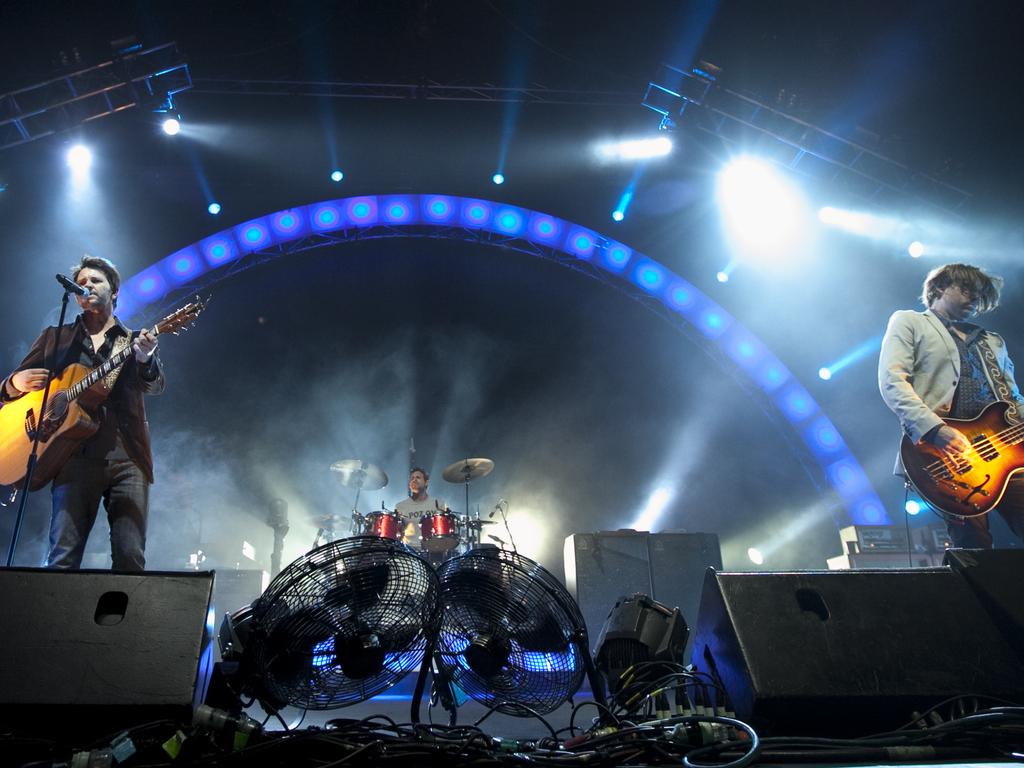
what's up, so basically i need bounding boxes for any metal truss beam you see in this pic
[195,73,969,215]
[191,78,635,107]
[644,64,970,216]
[0,42,192,151]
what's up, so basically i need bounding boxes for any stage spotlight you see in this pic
[716,271,729,283]
[330,170,344,183]
[905,499,922,516]
[67,144,92,174]
[717,157,809,258]
[208,202,222,215]
[492,172,505,185]
[747,547,764,565]
[161,117,181,136]
[612,209,624,222]
[908,241,925,258]
[595,136,672,162]
[818,367,832,381]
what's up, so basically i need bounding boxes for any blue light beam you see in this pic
[819,335,884,380]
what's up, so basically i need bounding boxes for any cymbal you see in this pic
[330,460,388,491]
[442,457,494,483]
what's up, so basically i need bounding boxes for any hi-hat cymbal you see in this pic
[442,457,495,483]
[330,460,388,490]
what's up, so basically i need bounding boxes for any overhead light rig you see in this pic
[190,68,969,217]
[643,62,970,217]
[0,41,192,152]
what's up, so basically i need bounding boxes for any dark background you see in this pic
[1,0,1023,575]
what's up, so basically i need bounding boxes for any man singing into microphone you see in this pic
[1,256,163,570]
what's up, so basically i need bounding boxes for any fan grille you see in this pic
[250,536,439,709]
[435,548,588,715]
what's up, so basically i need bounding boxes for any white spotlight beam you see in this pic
[630,487,673,531]
[596,136,672,162]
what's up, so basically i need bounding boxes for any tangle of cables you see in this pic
[7,696,1024,766]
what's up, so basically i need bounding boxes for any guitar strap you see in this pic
[979,334,1021,424]
[100,334,131,392]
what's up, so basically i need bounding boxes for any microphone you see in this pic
[489,499,506,519]
[56,274,88,296]
[488,534,505,546]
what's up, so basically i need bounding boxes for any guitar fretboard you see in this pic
[63,324,160,403]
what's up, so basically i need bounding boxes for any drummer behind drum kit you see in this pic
[326,457,502,559]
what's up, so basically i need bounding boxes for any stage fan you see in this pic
[219,536,439,713]
[431,547,603,716]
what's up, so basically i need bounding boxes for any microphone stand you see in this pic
[267,498,289,578]
[503,501,518,554]
[490,500,517,554]
[5,289,76,567]
[270,526,288,577]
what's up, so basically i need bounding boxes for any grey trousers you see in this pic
[47,455,149,571]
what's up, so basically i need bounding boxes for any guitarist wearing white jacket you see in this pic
[879,263,1024,548]
[1,256,162,570]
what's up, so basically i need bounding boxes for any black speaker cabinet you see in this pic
[944,548,1024,663]
[564,531,721,656]
[690,568,1024,736]
[0,568,214,740]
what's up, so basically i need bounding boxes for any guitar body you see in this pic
[0,363,103,490]
[900,401,1024,520]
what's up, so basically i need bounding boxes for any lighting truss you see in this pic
[192,71,969,216]
[191,78,635,107]
[644,64,971,216]
[0,42,192,151]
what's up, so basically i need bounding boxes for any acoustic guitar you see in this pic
[0,298,204,490]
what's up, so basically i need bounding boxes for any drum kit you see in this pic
[323,456,501,558]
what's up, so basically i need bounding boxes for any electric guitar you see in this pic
[900,400,1024,520]
[0,298,204,491]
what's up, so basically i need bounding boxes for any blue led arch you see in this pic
[121,194,888,527]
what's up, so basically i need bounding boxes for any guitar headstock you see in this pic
[154,296,207,336]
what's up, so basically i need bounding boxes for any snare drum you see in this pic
[419,512,460,552]
[365,511,404,540]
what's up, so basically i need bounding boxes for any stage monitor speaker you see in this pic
[690,568,1024,737]
[0,568,214,741]
[564,531,721,657]
[944,548,1024,664]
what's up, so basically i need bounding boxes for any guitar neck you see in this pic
[66,325,158,401]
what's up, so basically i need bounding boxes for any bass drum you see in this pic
[419,512,460,552]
